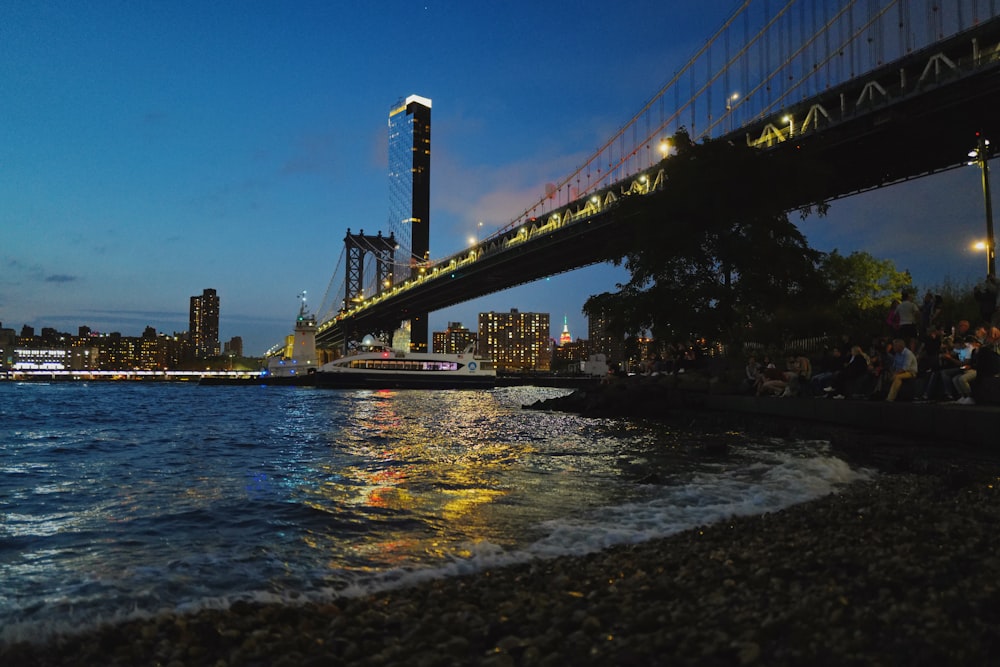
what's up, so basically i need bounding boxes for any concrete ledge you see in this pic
[689,394,998,449]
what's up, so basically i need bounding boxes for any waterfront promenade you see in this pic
[524,375,999,453]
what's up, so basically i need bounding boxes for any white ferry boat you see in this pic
[314,335,496,389]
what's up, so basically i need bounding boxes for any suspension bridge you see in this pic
[304,0,1000,353]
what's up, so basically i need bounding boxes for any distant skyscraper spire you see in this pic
[560,315,572,345]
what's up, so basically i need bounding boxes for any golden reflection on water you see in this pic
[301,390,543,569]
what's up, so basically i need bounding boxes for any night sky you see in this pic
[2,2,995,354]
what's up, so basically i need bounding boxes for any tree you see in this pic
[926,276,982,331]
[816,249,913,337]
[584,130,830,347]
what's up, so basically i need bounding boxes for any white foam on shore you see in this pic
[525,444,873,556]
[314,442,877,599]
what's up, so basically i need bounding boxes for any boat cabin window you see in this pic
[346,359,460,371]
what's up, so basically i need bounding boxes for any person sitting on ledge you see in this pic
[867,338,892,397]
[885,338,919,402]
[974,327,1000,400]
[920,335,963,401]
[756,364,786,396]
[829,345,871,399]
[953,327,1000,404]
[758,353,810,397]
[739,355,761,394]
[809,346,843,395]
[789,352,812,396]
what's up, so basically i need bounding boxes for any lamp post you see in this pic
[782,114,795,139]
[726,93,739,132]
[970,135,996,277]
[658,138,670,159]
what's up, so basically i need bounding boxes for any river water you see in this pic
[0,381,872,643]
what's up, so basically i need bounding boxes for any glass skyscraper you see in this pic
[388,94,431,352]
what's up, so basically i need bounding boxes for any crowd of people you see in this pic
[744,284,1000,405]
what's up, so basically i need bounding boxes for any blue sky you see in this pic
[2,2,996,354]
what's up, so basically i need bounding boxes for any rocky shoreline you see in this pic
[4,390,1000,666]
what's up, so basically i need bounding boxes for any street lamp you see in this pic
[726,93,739,131]
[968,134,996,277]
[782,114,795,139]
[658,138,671,158]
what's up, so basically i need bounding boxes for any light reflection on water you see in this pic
[0,382,868,641]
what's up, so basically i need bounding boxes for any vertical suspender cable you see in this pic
[744,8,751,118]
[764,0,772,108]
[824,0,831,87]
[896,0,910,55]
[725,18,731,130]
[706,44,712,137]
[848,2,856,77]
[812,0,820,95]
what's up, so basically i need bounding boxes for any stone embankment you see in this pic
[524,375,1000,451]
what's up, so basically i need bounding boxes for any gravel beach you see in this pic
[4,456,1000,666]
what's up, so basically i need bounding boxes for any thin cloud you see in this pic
[5,257,43,274]
[432,147,593,235]
[3,257,52,283]
[45,274,78,283]
[281,132,339,175]
[78,308,186,320]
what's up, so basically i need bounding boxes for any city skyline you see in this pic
[3,2,997,355]
[2,301,577,358]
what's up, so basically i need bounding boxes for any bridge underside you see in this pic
[318,18,1000,351]
[316,204,650,350]
[763,66,1000,203]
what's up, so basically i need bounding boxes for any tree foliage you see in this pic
[584,130,830,345]
[926,276,982,330]
[815,249,913,336]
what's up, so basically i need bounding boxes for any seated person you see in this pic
[830,346,870,398]
[810,347,844,394]
[955,327,1000,404]
[886,338,919,402]
[758,354,810,397]
[922,336,964,401]
[756,366,786,396]
[739,355,761,393]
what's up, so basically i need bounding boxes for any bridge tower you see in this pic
[343,229,396,311]
[388,94,432,352]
